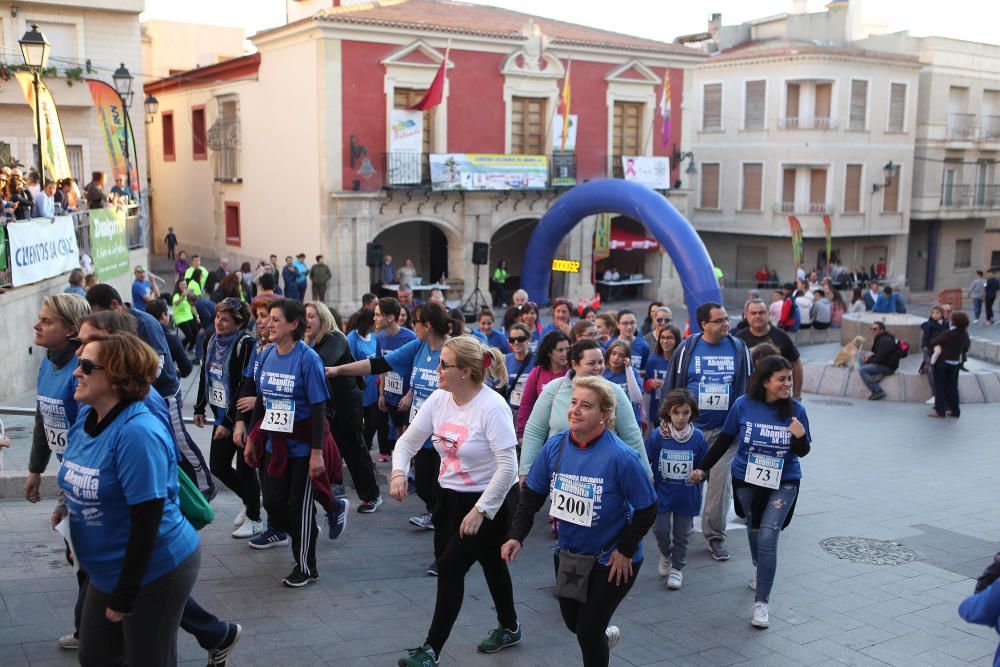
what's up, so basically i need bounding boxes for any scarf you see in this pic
[206,331,239,411]
[660,421,693,443]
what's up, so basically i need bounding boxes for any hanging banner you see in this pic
[430,153,547,191]
[6,216,80,286]
[88,208,129,279]
[621,156,670,189]
[387,109,424,185]
[14,73,73,182]
[594,213,611,261]
[823,215,832,267]
[86,80,140,197]
[788,216,804,267]
[551,114,578,152]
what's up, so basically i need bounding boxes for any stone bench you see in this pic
[801,361,1000,403]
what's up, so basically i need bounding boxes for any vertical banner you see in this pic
[594,213,611,262]
[788,216,804,267]
[823,215,832,267]
[387,108,424,185]
[88,208,130,279]
[14,72,73,181]
[0,224,7,271]
[659,70,671,147]
[86,80,140,196]
[551,115,578,152]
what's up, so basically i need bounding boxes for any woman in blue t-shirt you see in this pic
[60,332,200,666]
[501,322,535,424]
[690,355,812,630]
[541,297,574,339]
[520,301,543,352]
[603,340,644,428]
[476,309,511,354]
[643,324,681,431]
[504,376,657,667]
[346,308,381,452]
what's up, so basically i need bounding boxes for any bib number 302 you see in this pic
[262,398,295,433]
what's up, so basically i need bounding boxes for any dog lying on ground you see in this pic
[832,336,866,369]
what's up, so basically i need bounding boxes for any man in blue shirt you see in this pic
[293,253,309,296]
[130,265,159,313]
[282,256,301,300]
[666,302,752,562]
[34,179,57,217]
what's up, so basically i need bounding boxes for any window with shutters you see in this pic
[888,83,907,132]
[744,80,766,130]
[781,168,796,211]
[393,88,434,154]
[66,146,84,184]
[844,164,863,213]
[700,163,720,209]
[814,83,832,128]
[162,111,175,161]
[784,83,800,127]
[809,168,828,213]
[224,201,241,247]
[192,106,207,160]
[702,83,722,131]
[954,239,972,269]
[849,80,868,130]
[511,96,546,155]
[883,164,901,211]
[612,101,642,157]
[741,163,763,210]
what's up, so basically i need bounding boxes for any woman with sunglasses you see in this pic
[514,330,570,441]
[193,298,261,538]
[502,323,536,424]
[642,301,664,336]
[644,324,682,429]
[643,306,673,351]
[62,332,200,666]
[542,297,575,338]
[391,336,521,666]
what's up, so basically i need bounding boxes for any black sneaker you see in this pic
[207,622,242,667]
[282,566,318,588]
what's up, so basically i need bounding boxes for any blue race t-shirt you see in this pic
[503,352,536,409]
[347,330,379,407]
[528,326,542,353]
[376,327,417,408]
[36,356,79,459]
[684,337,739,430]
[131,280,152,312]
[524,429,657,565]
[131,307,180,398]
[59,401,199,594]
[722,395,810,483]
[603,367,643,426]
[385,339,441,448]
[644,427,708,516]
[255,340,331,457]
[607,336,650,373]
[644,354,671,428]
[478,329,511,354]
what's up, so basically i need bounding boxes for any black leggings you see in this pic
[178,320,199,351]
[209,434,261,521]
[361,402,387,452]
[332,419,380,502]
[413,447,441,514]
[426,487,519,655]
[554,554,641,667]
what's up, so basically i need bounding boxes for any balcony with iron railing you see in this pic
[979,116,1000,141]
[772,201,836,215]
[946,113,978,140]
[778,117,837,130]
[379,152,577,190]
[940,183,1000,209]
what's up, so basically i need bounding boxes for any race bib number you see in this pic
[209,381,227,408]
[409,396,425,423]
[549,475,595,527]
[384,372,403,395]
[659,449,693,481]
[698,382,730,411]
[262,398,294,433]
[39,401,69,454]
[744,453,783,489]
[509,376,527,408]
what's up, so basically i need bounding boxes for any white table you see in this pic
[596,278,652,301]
[382,283,450,292]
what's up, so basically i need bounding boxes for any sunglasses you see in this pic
[655,317,671,324]
[79,358,105,375]
[438,359,457,370]
[508,335,529,343]
[431,432,458,449]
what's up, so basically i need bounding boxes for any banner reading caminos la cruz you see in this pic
[6,216,80,286]
[86,80,140,195]
[88,208,129,279]
[14,73,73,182]
[621,156,671,190]
[430,153,548,191]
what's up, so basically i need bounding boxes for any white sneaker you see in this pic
[231,519,263,539]
[658,554,670,577]
[751,602,769,628]
[925,397,935,405]
[57,633,79,650]
[749,566,757,591]
[233,506,247,527]
[973,319,980,325]
[605,625,621,650]
[666,568,683,590]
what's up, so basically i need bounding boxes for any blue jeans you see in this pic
[734,482,799,603]
[858,363,892,394]
[973,298,983,321]
[181,597,229,650]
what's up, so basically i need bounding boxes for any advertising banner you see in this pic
[593,213,611,262]
[86,80,140,196]
[6,216,80,286]
[430,153,548,191]
[387,109,424,185]
[621,156,671,190]
[88,208,130,279]
[14,73,73,181]
[551,114,578,152]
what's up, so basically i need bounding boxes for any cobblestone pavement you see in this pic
[2,393,999,666]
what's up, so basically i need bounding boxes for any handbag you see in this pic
[177,468,215,530]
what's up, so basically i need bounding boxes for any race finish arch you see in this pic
[520,179,721,332]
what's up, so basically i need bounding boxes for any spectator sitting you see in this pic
[65,268,87,297]
[34,179,57,218]
[109,175,135,202]
[810,290,832,330]
[863,280,881,311]
[872,286,905,314]
[84,273,99,290]
[859,320,900,401]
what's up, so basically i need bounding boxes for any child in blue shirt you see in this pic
[644,388,707,591]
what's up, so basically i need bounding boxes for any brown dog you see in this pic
[832,336,866,369]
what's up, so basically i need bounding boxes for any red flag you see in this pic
[408,46,449,111]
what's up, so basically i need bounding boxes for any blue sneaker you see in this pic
[328,498,349,540]
[249,529,289,550]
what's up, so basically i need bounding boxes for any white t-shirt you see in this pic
[409,386,518,492]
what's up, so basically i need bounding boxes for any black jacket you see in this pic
[194,331,256,430]
[920,319,948,351]
[870,331,899,371]
[311,332,364,430]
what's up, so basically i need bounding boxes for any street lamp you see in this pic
[18,24,50,184]
[144,93,159,125]
[671,144,698,176]
[112,63,136,194]
[872,161,896,193]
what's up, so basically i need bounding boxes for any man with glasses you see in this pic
[735,299,803,400]
[666,302,752,561]
[643,305,674,351]
[859,320,900,401]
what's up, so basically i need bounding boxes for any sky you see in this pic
[140,0,1000,46]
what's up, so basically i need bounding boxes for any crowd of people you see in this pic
[1,167,136,222]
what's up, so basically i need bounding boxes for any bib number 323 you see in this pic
[262,398,295,433]
[549,475,595,527]
[744,453,783,489]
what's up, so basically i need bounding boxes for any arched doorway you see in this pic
[372,220,449,286]
[595,216,660,302]
[520,179,720,330]
[489,217,542,302]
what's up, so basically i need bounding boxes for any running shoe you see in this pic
[666,568,683,590]
[231,519,263,539]
[427,560,438,576]
[605,625,621,650]
[207,622,242,667]
[477,623,522,653]
[749,566,757,591]
[57,633,79,650]
[358,496,383,513]
[409,512,434,530]
[868,391,886,401]
[708,541,730,561]
[657,554,670,577]
[328,498,349,540]
[282,566,319,588]
[233,506,247,527]
[397,644,439,666]
[249,529,289,550]
[752,602,769,628]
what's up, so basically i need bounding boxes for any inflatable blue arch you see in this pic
[519,179,721,331]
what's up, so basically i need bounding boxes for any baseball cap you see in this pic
[134,265,146,273]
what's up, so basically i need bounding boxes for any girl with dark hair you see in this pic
[502,304,523,333]
[929,311,970,419]
[399,303,412,330]
[690,355,812,629]
[347,309,381,455]
[603,339,643,428]
[644,324,681,429]
[514,330,570,440]
[520,302,542,351]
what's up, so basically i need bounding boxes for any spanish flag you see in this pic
[659,71,671,147]
[559,59,572,152]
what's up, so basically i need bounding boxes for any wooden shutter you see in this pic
[844,164,862,212]
[883,165,900,211]
[394,88,433,153]
[744,80,765,130]
[849,80,868,130]
[889,84,906,132]
[700,163,720,208]
[785,84,800,123]
[192,106,207,160]
[810,168,827,207]
[224,202,241,246]
[162,111,175,161]
[782,168,796,208]
[512,96,546,155]
[613,101,642,156]
[815,83,832,124]
[703,83,722,130]
[741,163,762,210]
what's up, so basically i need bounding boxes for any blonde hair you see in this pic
[42,293,91,334]
[443,335,508,387]
[304,301,341,342]
[571,375,617,431]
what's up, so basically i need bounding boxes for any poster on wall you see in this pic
[387,109,424,185]
[551,114,578,152]
[430,153,548,191]
[593,213,611,262]
[621,156,671,190]
[88,208,130,279]
[6,216,80,287]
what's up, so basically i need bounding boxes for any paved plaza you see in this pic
[1,387,998,666]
